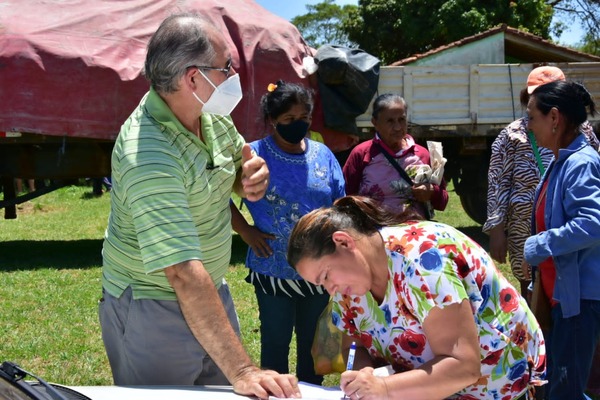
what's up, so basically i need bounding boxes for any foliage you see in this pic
[342,0,554,63]
[291,0,600,64]
[578,33,600,55]
[291,0,358,48]
[552,0,600,55]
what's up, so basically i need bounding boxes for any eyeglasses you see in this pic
[193,58,232,78]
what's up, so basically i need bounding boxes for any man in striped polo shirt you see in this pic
[99,12,300,399]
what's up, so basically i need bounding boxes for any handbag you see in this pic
[530,268,551,332]
[375,142,434,220]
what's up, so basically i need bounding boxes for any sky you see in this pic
[255,0,359,21]
[254,0,584,46]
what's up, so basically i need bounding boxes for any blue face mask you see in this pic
[276,119,309,144]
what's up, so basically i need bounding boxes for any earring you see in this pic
[552,126,556,134]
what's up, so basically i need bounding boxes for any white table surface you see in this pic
[68,382,344,400]
[68,385,250,399]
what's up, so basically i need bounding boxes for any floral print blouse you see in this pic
[331,221,546,400]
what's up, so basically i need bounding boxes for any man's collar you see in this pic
[144,88,194,135]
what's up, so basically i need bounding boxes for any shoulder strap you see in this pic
[375,142,414,185]
[527,131,546,175]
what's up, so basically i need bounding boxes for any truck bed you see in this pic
[356,62,600,134]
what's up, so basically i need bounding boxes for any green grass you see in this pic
[0,181,511,387]
[0,183,111,385]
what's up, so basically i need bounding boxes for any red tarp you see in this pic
[0,0,357,152]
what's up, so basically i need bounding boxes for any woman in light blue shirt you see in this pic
[525,80,600,400]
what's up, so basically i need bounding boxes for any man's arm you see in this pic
[233,144,269,201]
[164,260,254,378]
[164,260,299,399]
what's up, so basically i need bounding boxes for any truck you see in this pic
[2,1,600,224]
[354,62,600,224]
[0,0,359,219]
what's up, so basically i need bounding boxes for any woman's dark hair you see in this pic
[287,196,408,268]
[259,80,314,128]
[531,80,596,130]
[371,93,406,119]
[519,88,530,108]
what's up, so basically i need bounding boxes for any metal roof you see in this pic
[391,24,600,66]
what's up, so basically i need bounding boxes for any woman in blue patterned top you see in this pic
[230,80,346,384]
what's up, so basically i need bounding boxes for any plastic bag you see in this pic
[405,164,435,220]
[311,301,345,375]
[409,164,433,184]
[314,45,380,135]
[427,141,447,185]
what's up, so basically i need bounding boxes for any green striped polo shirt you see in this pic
[102,88,244,300]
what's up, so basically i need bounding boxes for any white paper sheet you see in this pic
[269,382,344,400]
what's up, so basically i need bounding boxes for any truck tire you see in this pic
[459,187,487,225]
[456,156,488,225]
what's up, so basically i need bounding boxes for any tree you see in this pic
[291,0,358,49]
[291,0,600,62]
[578,33,600,55]
[551,0,600,55]
[342,0,554,63]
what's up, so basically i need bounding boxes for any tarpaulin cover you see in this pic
[0,0,358,151]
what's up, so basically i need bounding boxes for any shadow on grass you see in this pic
[230,234,249,266]
[0,239,103,271]
[1,229,486,272]
[1,235,250,272]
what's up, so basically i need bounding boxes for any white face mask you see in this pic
[193,70,242,116]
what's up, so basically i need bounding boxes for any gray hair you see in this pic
[144,12,217,94]
[372,93,407,119]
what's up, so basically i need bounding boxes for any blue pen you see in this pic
[346,341,356,371]
[342,342,357,400]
